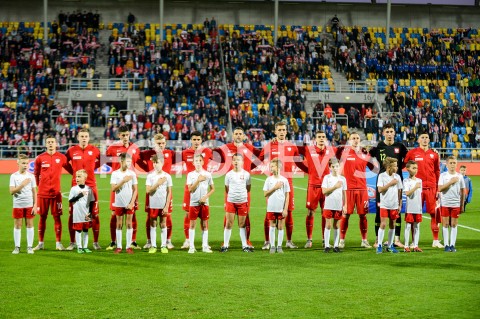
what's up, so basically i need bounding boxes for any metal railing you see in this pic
[301,79,377,94]
[67,78,143,91]
[50,111,91,129]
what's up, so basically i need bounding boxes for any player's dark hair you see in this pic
[315,130,326,136]
[190,131,202,138]
[447,156,457,162]
[79,128,90,134]
[417,129,429,137]
[460,165,466,169]
[405,160,417,169]
[382,123,394,131]
[119,152,132,161]
[233,153,244,159]
[45,134,56,140]
[118,125,129,133]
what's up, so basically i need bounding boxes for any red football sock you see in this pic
[430,214,439,240]
[359,215,368,240]
[340,215,349,240]
[264,216,269,241]
[146,215,151,241]
[68,214,75,243]
[53,215,62,242]
[38,214,47,242]
[184,215,190,239]
[245,215,251,241]
[306,214,314,240]
[166,214,172,240]
[132,213,137,242]
[321,216,326,240]
[109,214,116,242]
[92,214,100,242]
[286,210,294,241]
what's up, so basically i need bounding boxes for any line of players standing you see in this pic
[10,121,467,254]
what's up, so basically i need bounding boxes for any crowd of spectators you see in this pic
[330,22,480,150]
[0,12,101,156]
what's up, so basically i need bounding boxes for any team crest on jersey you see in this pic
[164,153,169,158]
[88,151,93,156]
[132,150,137,154]
[287,147,291,151]
[55,159,60,163]
[430,154,434,158]
[394,148,399,154]
[243,149,248,153]
[326,150,330,154]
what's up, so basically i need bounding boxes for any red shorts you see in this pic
[346,190,368,215]
[112,192,138,211]
[149,208,166,219]
[322,209,343,220]
[72,222,91,231]
[306,186,325,211]
[440,207,461,219]
[266,212,285,221]
[189,205,210,220]
[380,208,399,220]
[37,194,63,216]
[405,213,423,223]
[225,202,249,216]
[12,207,35,219]
[114,207,135,216]
[421,188,437,214]
[183,184,190,212]
[146,195,173,214]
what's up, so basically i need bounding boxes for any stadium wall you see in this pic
[1,0,479,29]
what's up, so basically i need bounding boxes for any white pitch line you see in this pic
[423,215,480,233]
[253,178,480,233]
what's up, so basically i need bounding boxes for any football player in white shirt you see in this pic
[321,158,347,253]
[9,154,37,254]
[186,154,215,254]
[376,157,403,254]
[146,154,172,254]
[110,153,138,254]
[221,153,252,253]
[68,170,95,254]
[263,159,290,254]
[403,161,423,252]
[438,156,465,253]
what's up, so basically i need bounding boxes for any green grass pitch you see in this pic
[0,173,479,318]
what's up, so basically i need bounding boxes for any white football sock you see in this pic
[26,227,34,247]
[333,228,340,248]
[150,226,157,247]
[388,229,394,246]
[413,223,420,247]
[116,229,123,249]
[14,228,21,248]
[75,231,83,249]
[324,228,331,248]
[83,232,89,249]
[239,228,247,248]
[378,228,385,245]
[404,223,411,247]
[450,227,457,247]
[224,228,232,248]
[202,230,209,248]
[126,228,133,248]
[161,227,167,247]
[189,229,195,248]
[269,226,276,247]
[443,227,449,247]
[278,229,284,247]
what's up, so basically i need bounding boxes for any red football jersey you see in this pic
[140,149,176,174]
[182,147,213,173]
[259,141,300,180]
[221,142,256,172]
[404,147,440,190]
[336,146,371,190]
[303,145,337,187]
[106,142,142,171]
[65,144,100,187]
[34,151,67,198]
